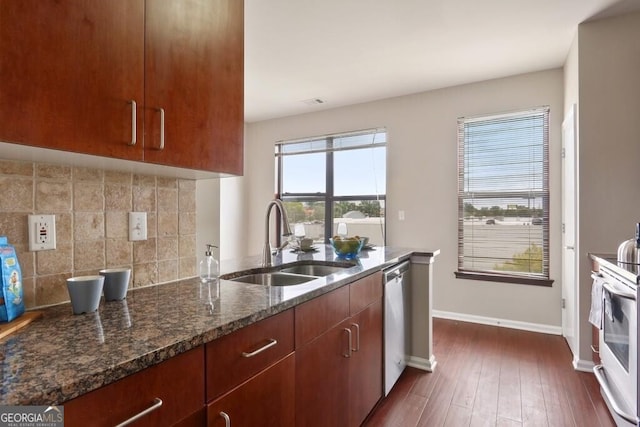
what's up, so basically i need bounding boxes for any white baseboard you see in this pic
[573,358,595,372]
[406,355,437,372]
[433,310,563,336]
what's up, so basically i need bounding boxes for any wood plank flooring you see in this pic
[365,318,616,427]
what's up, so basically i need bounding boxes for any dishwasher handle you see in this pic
[383,261,410,282]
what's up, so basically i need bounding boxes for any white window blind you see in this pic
[456,107,550,285]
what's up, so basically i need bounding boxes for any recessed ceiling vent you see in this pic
[302,98,326,105]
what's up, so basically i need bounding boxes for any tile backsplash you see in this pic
[0,159,197,309]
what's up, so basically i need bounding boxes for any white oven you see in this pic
[593,268,639,426]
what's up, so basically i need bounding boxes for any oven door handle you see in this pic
[593,365,639,424]
[601,280,636,301]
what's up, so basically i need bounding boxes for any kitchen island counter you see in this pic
[0,246,438,405]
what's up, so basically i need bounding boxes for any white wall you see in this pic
[574,11,640,362]
[237,69,564,329]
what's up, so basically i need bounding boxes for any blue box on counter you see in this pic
[0,236,25,322]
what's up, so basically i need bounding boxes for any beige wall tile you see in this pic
[0,160,33,176]
[158,259,178,283]
[179,186,196,212]
[157,188,177,212]
[74,212,105,241]
[105,170,132,185]
[132,262,157,287]
[55,213,73,244]
[22,276,35,309]
[106,239,132,267]
[133,238,156,264]
[179,257,197,278]
[158,236,178,261]
[157,177,177,189]
[0,212,29,244]
[105,184,132,211]
[36,242,72,275]
[74,183,104,212]
[35,273,71,306]
[157,212,178,237]
[14,243,34,278]
[133,185,156,212]
[74,240,105,271]
[37,164,71,180]
[0,177,33,211]
[36,181,71,212]
[133,174,155,187]
[178,212,196,235]
[179,235,197,259]
[73,167,103,182]
[105,211,128,239]
[146,212,157,239]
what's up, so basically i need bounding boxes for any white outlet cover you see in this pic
[28,214,56,251]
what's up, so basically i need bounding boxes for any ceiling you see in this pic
[244,0,640,123]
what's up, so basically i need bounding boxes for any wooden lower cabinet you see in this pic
[63,346,205,427]
[206,353,295,426]
[295,273,384,427]
[349,300,383,427]
[295,318,352,427]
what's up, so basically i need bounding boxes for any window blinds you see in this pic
[457,107,550,282]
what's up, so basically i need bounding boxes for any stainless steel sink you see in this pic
[229,272,318,286]
[278,264,349,276]
[221,260,355,287]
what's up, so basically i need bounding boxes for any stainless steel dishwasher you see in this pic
[383,260,411,396]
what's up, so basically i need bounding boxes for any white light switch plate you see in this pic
[28,214,56,251]
[129,212,147,241]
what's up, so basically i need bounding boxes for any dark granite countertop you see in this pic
[0,245,438,405]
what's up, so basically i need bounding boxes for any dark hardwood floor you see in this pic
[365,318,616,427]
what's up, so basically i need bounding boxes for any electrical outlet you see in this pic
[398,210,405,221]
[28,214,56,251]
[129,212,147,241]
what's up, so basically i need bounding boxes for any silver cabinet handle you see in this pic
[220,411,231,427]
[590,345,599,354]
[241,338,277,357]
[593,365,638,424]
[350,323,360,352]
[115,397,162,427]
[343,328,352,358]
[128,100,137,146]
[156,107,165,150]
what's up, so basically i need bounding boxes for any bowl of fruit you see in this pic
[329,236,365,259]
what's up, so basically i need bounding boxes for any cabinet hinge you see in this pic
[561,148,566,158]
[562,298,566,309]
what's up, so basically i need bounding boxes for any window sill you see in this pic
[454,271,554,287]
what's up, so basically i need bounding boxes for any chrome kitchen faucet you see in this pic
[262,199,293,267]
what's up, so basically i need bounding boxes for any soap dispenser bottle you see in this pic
[199,244,219,283]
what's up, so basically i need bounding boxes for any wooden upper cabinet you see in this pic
[144,0,244,174]
[1,0,243,174]
[0,0,145,160]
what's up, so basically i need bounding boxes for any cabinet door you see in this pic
[144,0,243,173]
[295,320,351,427]
[0,0,144,160]
[349,300,383,427]
[207,353,295,427]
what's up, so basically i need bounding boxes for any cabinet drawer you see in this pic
[295,285,349,348]
[206,309,294,401]
[350,271,383,315]
[64,346,205,427]
[207,353,295,427]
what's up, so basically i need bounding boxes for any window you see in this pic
[276,129,386,246]
[456,107,552,286]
